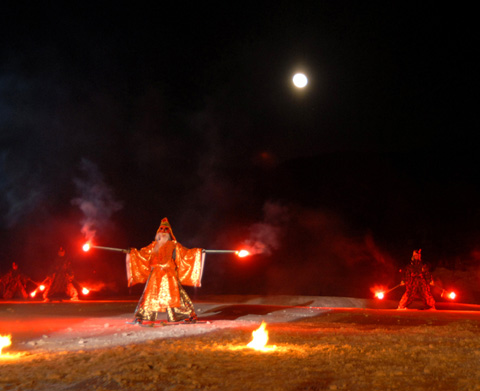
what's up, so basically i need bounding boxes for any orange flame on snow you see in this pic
[247,322,276,352]
[0,335,12,355]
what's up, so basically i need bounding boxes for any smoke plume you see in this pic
[243,201,290,255]
[71,158,123,242]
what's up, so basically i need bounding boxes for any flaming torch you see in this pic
[439,288,457,300]
[30,284,46,298]
[83,243,129,253]
[374,283,403,300]
[203,249,250,258]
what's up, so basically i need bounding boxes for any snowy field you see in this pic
[1,296,480,390]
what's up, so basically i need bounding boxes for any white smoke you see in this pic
[243,201,290,255]
[71,158,123,242]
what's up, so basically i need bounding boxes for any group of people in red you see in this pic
[1,217,439,323]
[0,246,81,302]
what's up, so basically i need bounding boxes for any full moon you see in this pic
[292,73,308,88]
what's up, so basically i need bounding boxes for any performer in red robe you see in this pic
[0,262,33,300]
[126,218,205,323]
[397,249,436,310]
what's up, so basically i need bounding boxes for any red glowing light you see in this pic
[236,250,250,258]
[82,243,91,252]
[448,291,456,300]
[30,291,36,298]
[375,292,385,300]
[39,285,45,291]
[82,287,90,295]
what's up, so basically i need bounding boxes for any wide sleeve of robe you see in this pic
[174,242,205,287]
[126,242,155,287]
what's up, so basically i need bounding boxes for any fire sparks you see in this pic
[82,243,91,252]
[0,335,12,355]
[236,250,250,258]
[247,321,276,352]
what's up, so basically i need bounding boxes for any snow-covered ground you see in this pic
[1,296,480,390]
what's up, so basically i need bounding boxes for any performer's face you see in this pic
[155,231,171,243]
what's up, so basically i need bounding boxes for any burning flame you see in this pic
[442,289,457,300]
[0,335,12,355]
[30,284,46,298]
[236,250,250,258]
[82,243,91,252]
[247,321,276,352]
[375,292,385,300]
[82,287,90,295]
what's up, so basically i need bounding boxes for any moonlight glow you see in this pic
[293,73,308,88]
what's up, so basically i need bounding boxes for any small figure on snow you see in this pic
[126,218,205,324]
[0,262,34,300]
[397,249,436,310]
[43,247,81,302]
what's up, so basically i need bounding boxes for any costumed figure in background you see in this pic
[397,249,436,310]
[0,262,34,300]
[43,247,81,302]
[126,218,205,324]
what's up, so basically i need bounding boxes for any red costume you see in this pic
[398,249,435,310]
[43,247,80,302]
[126,218,205,322]
[0,262,32,300]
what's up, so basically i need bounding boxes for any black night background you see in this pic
[1,2,478,300]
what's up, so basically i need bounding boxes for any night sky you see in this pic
[1,2,478,298]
